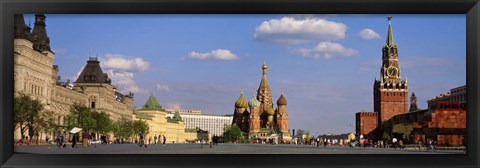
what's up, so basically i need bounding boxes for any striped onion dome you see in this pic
[248,96,261,108]
[235,93,248,108]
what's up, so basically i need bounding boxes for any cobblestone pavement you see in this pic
[14,143,465,154]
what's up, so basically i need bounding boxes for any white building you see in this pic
[166,112,233,136]
[165,109,202,115]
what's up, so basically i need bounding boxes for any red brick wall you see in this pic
[378,91,408,123]
[356,112,378,136]
[429,109,466,129]
[437,135,464,145]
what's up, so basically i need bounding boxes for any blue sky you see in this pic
[23,14,466,135]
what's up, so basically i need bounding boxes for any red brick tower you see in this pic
[276,93,289,134]
[373,16,408,126]
[248,95,261,134]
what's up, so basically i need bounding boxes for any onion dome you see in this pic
[248,96,261,108]
[235,93,248,108]
[266,107,275,116]
[277,94,287,106]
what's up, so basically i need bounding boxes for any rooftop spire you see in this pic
[31,14,52,52]
[14,14,32,40]
[386,16,395,47]
[259,63,270,89]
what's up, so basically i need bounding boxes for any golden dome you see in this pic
[235,93,248,108]
[266,107,275,115]
[262,63,267,69]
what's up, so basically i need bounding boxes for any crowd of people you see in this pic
[137,132,167,147]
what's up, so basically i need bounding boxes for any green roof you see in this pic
[385,17,396,48]
[141,95,163,110]
[172,111,183,122]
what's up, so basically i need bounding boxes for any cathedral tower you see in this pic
[276,93,289,134]
[257,63,273,127]
[233,93,249,132]
[373,16,408,125]
[248,95,261,134]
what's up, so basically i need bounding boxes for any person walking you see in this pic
[82,130,88,148]
[71,133,77,148]
[139,132,145,147]
[162,135,166,146]
[392,137,398,149]
[25,136,30,145]
[154,135,158,145]
[316,137,320,147]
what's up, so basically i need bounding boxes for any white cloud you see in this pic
[254,16,347,45]
[294,42,358,59]
[101,53,149,72]
[189,49,238,61]
[167,103,182,110]
[104,69,148,95]
[358,28,381,39]
[156,84,171,92]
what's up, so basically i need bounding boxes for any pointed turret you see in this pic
[409,92,418,112]
[172,111,183,122]
[386,16,395,48]
[75,57,111,84]
[14,14,31,40]
[141,95,163,110]
[259,63,270,89]
[257,63,273,110]
[31,14,52,52]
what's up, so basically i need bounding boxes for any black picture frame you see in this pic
[1,0,479,168]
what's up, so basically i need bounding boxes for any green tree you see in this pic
[66,102,97,132]
[91,111,112,135]
[132,119,149,138]
[222,124,242,143]
[112,117,134,140]
[14,93,53,140]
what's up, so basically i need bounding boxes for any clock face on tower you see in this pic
[387,66,398,78]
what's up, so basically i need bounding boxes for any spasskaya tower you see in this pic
[373,16,408,126]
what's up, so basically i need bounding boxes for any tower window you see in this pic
[91,102,96,109]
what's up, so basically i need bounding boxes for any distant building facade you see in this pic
[13,14,134,141]
[166,112,233,136]
[427,85,466,110]
[133,95,191,143]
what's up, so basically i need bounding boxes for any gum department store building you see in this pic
[13,14,135,141]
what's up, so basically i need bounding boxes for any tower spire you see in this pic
[14,14,31,40]
[31,14,52,52]
[386,16,395,47]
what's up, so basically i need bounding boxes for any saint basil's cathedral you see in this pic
[232,63,291,143]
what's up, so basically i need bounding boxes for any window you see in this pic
[91,102,96,109]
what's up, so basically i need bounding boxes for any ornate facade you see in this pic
[232,63,291,143]
[14,14,134,141]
